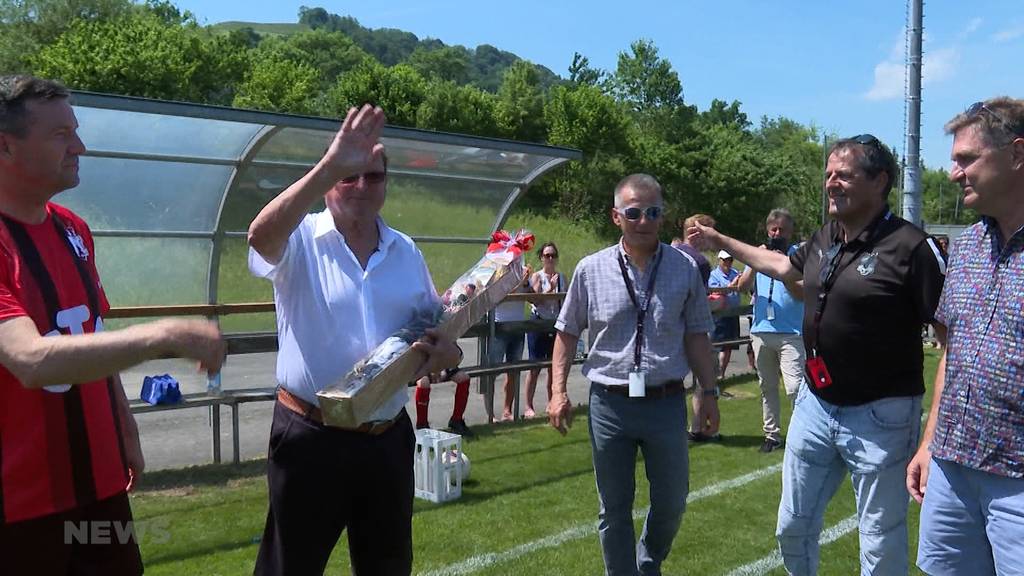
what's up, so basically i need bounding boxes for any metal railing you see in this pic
[118,294,753,464]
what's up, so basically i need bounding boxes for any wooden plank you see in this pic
[106,302,275,319]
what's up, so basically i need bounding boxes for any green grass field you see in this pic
[129,350,941,575]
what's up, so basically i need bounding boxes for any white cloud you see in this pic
[963,17,983,37]
[887,29,906,61]
[993,23,1024,42]
[865,26,965,101]
[923,47,960,85]
[865,61,905,101]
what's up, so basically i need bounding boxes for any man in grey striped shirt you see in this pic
[548,173,720,576]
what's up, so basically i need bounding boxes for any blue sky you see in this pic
[173,0,1023,170]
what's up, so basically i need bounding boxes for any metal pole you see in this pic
[232,404,240,464]
[821,134,829,225]
[938,181,943,224]
[211,404,221,464]
[902,0,924,226]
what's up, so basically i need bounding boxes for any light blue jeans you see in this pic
[777,384,922,576]
[917,458,1024,576]
[588,383,689,576]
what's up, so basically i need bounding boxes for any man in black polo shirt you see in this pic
[688,135,946,575]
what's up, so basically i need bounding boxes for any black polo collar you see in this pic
[829,208,893,248]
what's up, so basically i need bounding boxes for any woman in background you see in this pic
[523,242,563,417]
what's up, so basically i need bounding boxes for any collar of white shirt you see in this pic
[312,210,398,263]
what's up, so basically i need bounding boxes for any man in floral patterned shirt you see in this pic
[907,97,1024,576]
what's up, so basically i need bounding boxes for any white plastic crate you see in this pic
[414,428,464,503]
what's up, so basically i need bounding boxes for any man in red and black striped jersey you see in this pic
[0,76,227,575]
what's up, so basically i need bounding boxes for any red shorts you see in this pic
[0,492,143,576]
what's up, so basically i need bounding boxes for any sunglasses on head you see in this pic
[966,102,1024,139]
[615,205,663,221]
[852,134,883,148]
[340,171,387,185]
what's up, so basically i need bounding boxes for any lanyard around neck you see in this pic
[616,246,663,371]
[809,210,890,355]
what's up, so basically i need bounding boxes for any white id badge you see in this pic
[628,371,646,397]
[766,303,776,321]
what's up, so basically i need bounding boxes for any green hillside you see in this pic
[211,21,308,37]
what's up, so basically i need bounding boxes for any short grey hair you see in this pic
[765,208,794,228]
[613,173,662,207]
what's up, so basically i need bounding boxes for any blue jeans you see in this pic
[918,458,1024,576]
[777,385,922,576]
[588,383,689,576]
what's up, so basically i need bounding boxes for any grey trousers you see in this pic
[588,383,690,576]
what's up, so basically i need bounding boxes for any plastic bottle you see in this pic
[207,373,222,396]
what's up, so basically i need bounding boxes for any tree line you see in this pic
[0,0,975,243]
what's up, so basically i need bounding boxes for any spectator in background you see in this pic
[733,208,805,453]
[708,250,740,380]
[414,367,474,436]
[491,263,532,422]
[674,214,720,440]
[926,234,951,349]
[524,241,563,418]
[673,214,715,284]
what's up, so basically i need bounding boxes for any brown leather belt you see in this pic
[596,380,685,399]
[276,387,402,435]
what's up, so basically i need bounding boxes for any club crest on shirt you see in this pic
[857,252,878,276]
[65,227,89,261]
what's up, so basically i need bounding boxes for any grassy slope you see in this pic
[208,22,309,36]
[130,350,940,575]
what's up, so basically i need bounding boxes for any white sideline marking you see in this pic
[726,414,928,575]
[723,514,859,576]
[420,464,783,576]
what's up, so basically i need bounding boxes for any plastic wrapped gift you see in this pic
[318,229,534,427]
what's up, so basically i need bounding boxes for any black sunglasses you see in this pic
[541,252,558,259]
[340,171,387,185]
[852,134,883,148]
[966,102,1024,139]
[615,205,663,221]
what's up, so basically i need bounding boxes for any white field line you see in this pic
[724,414,928,576]
[420,463,783,576]
[723,514,860,576]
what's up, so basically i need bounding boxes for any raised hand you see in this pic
[686,221,721,252]
[321,104,386,183]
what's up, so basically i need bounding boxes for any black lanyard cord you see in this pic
[617,246,663,371]
[809,211,890,355]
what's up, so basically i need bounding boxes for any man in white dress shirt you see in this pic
[247,104,460,576]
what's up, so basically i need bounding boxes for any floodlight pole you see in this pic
[902,0,924,227]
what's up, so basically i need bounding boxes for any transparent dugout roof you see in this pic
[58,92,580,317]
